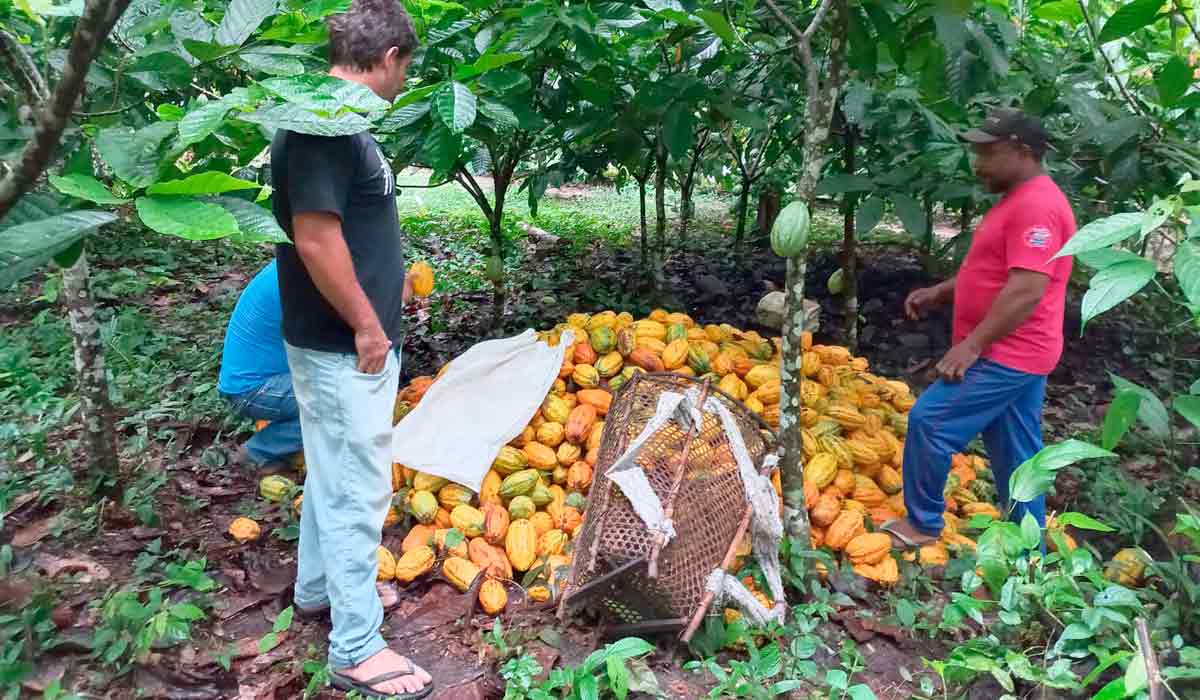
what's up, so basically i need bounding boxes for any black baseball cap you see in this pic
[960,108,1049,156]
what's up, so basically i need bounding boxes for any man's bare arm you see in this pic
[292,211,391,373]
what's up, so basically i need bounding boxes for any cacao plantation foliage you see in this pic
[4,0,1200,698]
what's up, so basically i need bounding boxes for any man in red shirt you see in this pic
[883,109,1077,548]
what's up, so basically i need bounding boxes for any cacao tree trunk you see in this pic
[733,175,751,258]
[488,178,508,335]
[654,140,667,257]
[62,246,120,491]
[638,176,649,273]
[678,139,705,243]
[776,0,847,543]
[841,123,858,352]
[755,187,782,242]
[921,192,935,274]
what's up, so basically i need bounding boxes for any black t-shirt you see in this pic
[270,130,405,354]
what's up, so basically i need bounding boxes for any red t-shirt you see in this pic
[952,175,1077,376]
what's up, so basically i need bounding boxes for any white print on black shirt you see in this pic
[373,144,394,196]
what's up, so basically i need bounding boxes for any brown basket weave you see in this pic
[556,372,777,639]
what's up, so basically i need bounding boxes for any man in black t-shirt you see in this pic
[271,2,433,697]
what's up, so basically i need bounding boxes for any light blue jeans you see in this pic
[285,342,400,670]
[221,373,303,464]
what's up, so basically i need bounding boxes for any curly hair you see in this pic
[327,0,418,71]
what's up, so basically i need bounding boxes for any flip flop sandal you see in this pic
[330,660,434,700]
[880,519,939,550]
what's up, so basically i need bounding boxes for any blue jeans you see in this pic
[285,342,400,670]
[222,374,303,464]
[902,359,1047,536]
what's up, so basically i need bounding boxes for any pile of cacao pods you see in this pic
[250,308,1014,615]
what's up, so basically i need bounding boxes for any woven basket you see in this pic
[557,372,777,638]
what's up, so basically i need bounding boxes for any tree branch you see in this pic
[1173,0,1200,49]
[1076,0,1160,136]
[804,0,835,39]
[0,0,133,220]
[0,29,50,104]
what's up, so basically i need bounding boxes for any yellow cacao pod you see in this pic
[567,462,593,491]
[744,396,764,414]
[596,352,624,378]
[718,374,748,400]
[438,483,475,511]
[443,556,481,592]
[801,351,822,377]
[479,578,508,615]
[572,364,601,389]
[587,421,605,451]
[434,528,469,558]
[825,510,866,551]
[529,511,555,536]
[228,517,261,543]
[744,364,776,390]
[536,422,566,448]
[804,453,839,489]
[542,394,570,425]
[469,538,513,579]
[413,472,449,493]
[493,445,529,475]
[755,380,781,406]
[410,490,439,524]
[258,474,295,502]
[854,556,899,585]
[480,470,503,506]
[505,519,538,572]
[552,465,568,485]
[395,546,436,583]
[376,546,397,581]
[616,328,636,357]
[962,503,1002,520]
[537,529,569,557]
[833,469,857,494]
[877,466,903,495]
[522,443,557,471]
[507,495,536,520]
[557,442,582,467]
[845,532,891,565]
[662,339,689,370]
[483,503,510,545]
[811,494,841,527]
[527,585,552,603]
[450,504,486,538]
[633,319,667,340]
[402,524,436,553]
[852,475,887,507]
[819,435,854,470]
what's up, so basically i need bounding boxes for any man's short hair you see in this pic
[327,0,418,71]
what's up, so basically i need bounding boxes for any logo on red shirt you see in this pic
[1024,227,1052,249]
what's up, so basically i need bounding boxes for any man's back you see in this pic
[219,261,290,395]
[270,130,406,354]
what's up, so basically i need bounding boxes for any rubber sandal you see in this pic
[294,601,330,622]
[330,660,434,700]
[880,519,939,550]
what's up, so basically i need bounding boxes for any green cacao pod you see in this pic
[500,469,539,499]
[590,327,617,354]
[770,201,810,258]
[508,495,536,519]
[410,490,439,524]
[484,255,504,282]
[827,267,845,295]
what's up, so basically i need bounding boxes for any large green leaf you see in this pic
[1075,246,1144,270]
[179,97,236,147]
[136,196,239,240]
[421,119,462,173]
[1101,390,1142,450]
[1052,213,1143,259]
[1033,0,1082,23]
[212,196,289,244]
[1156,55,1192,107]
[662,103,694,160]
[238,46,310,76]
[1097,0,1166,44]
[1111,374,1170,437]
[148,172,260,195]
[1081,258,1156,326]
[0,211,117,288]
[376,102,430,132]
[237,102,371,136]
[95,122,178,188]
[1174,239,1200,308]
[455,53,526,81]
[817,175,874,195]
[435,82,477,134]
[479,69,531,94]
[695,9,735,43]
[477,98,518,131]
[856,196,884,237]
[891,193,927,237]
[1174,395,1200,431]
[216,0,277,46]
[49,174,128,204]
[261,74,391,115]
[1008,440,1115,503]
[128,52,193,90]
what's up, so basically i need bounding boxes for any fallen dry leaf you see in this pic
[12,514,60,547]
[34,553,110,582]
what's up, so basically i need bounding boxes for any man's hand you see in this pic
[935,340,981,382]
[402,275,413,305]
[355,324,392,374]
[905,286,944,320]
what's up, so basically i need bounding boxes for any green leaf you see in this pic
[846,684,877,700]
[662,103,694,160]
[895,599,916,627]
[1097,0,1166,44]
[1156,55,1192,106]
[182,40,241,62]
[238,47,308,76]
[891,193,927,237]
[128,52,193,91]
[454,53,526,81]
[695,10,735,43]
[148,172,259,195]
[1081,258,1156,326]
[443,528,465,549]
[604,637,654,661]
[1009,440,1116,503]
[1101,390,1142,450]
[136,196,239,240]
[1175,240,1200,307]
[1053,213,1144,260]
[0,211,116,288]
[478,69,530,94]
[1096,585,1142,609]
[49,173,128,204]
[1033,0,1083,23]
[261,74,391,114]
[607,656,629,700]
[856,196,884,237]
[1020,512,1042,551]
[1091,677,1127,700]
[825,669,849,690]
[1174,395,1200,430]
[237,102,371,137]
[377,102,430,132]
[421,119,462,172]
[257,631,279,654]
[576,673,598,700]
[477,98,518,131]
[434,82,477,134]
[1056,511,1117,533]
[817,175,875,195]
[95,122,178,188]
[1111,374,1171,437]
[216,0,277,46]
[1075,246,1143,271]
[273,606,294,634]
[179,99,235,147]
[53,239,84,268]
[170,603,206,621]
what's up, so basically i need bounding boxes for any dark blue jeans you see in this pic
[902,359,1047,536]
[222,373,303,465]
